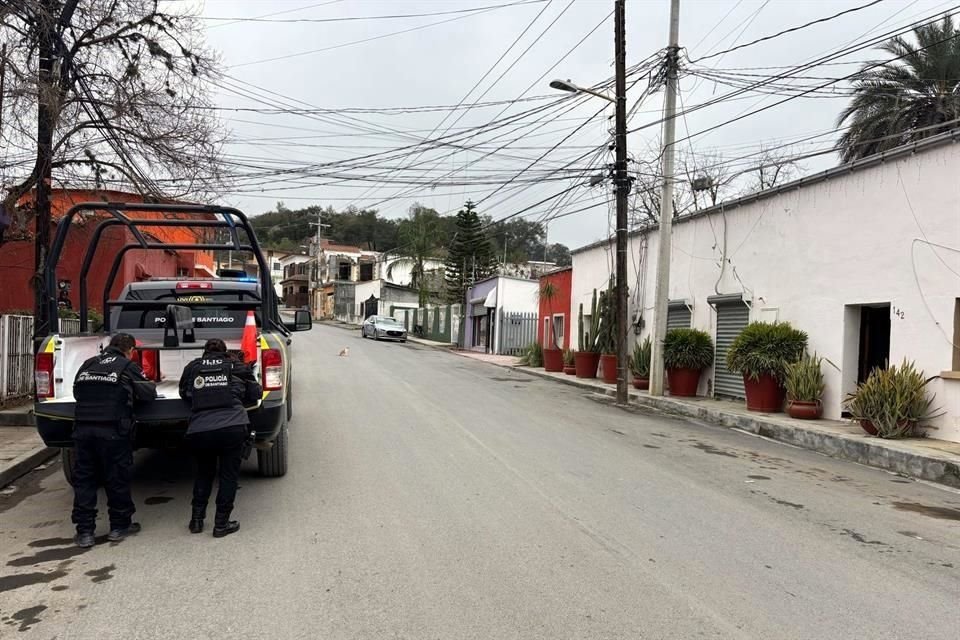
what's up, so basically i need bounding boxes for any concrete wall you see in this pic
[571,139,960,442]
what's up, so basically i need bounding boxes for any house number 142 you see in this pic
[892,307,905,320]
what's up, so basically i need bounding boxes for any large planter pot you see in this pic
[859,420,879,436]
[667,368,701,397]
[787,400,822,420]
[600,354,618,384]
[574,351,600,379]
[563,364,577,376]
[543,348,564,372]
[743,373,786,413]
[632,376,649,390]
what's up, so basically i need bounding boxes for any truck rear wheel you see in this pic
[61,448,76,486]
[257,423,288,477]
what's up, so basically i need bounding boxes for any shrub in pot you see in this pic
[543,346,564,372]
[785,353,825,419]
[631,337,651,390]
[663,328,714,397]
[563,349,577,375]
[518,342,543,368]
[845,360,941,438]
[726,321,807,413]
[574,289,601,378]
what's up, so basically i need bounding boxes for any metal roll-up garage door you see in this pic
[712,299,749,399]
[667,300,691,330]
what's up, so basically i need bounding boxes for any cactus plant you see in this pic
[578,288,602,353]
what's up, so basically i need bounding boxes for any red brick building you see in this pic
[0,189,215,313]
[537,267,572,351]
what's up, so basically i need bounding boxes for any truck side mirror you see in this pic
[286,310,312,332]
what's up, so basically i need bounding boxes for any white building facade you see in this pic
[571,133,960,443]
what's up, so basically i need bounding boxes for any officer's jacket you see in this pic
[74,347,157,426]
[179,351,261,435]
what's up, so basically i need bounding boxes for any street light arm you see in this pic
[549,78,616,103]
[576,86,617,104]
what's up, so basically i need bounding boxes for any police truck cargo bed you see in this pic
[33,203,312,480]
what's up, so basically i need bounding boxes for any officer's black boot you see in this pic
[189,505,206,534]
[107,522,141,542]
[212,511,239,538]
[74,531,96,548]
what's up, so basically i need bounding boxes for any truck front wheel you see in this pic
[257,423,288,477]
[61,447,76,486]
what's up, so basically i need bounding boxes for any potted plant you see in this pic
[663,328,714,397]
[574,289,601,378]
[562,349,577,375]
[540,281,564,372]
[726,321,807,413]
[631,336,651,390]
[846,359,941,438]
[596,285,618,384]
[785,353,825,419]
[518,342,543,368]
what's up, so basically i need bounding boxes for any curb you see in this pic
[483,362,960,489]
[0,446,58,488]
[0,410,35,428]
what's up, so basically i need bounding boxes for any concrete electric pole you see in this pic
[649,0,681,397]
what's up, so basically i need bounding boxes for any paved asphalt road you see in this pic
[1,323,959,639]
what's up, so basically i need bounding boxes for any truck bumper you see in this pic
[35,400,285,449]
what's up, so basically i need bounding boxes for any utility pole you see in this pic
[309,211,329,317]
[34,0,56,343]
[612,0,630,405]
[649,0,681,397]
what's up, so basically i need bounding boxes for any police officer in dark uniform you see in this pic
[179,338,261,538]
[72,332,157,548]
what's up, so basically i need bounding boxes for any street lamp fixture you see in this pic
[549,78,616,104]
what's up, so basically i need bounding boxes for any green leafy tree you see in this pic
[835,15,960,162]
[387,204,444,306]
[444,201,495,303]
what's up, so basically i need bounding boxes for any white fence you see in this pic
[0,315,82,405]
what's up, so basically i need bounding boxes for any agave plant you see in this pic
[785,353,825,403]
[845,360,942,438]
[562,348,575,366]
[663,328,714,371]
[631,337,652,377]
[518,342,544,367]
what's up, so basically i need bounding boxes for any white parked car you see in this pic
[361,316,408,342]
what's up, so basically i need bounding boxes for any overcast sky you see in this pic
[190,0,953,249]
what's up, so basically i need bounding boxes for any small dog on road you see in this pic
[338,347,349,357]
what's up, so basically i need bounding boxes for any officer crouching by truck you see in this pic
[72,333,157,548]
[179,338,262,538]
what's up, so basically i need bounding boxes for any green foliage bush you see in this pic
[519,342,544,367]
[785,353,825,402]
[726,321,807,382]
[631,337,651,377]
[845,360,941,438]
[663,328,714,371]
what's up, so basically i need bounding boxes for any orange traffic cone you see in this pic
[241,310,258,364]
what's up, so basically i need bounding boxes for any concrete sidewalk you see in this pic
[453,352,960,489]
[0,426,57,488]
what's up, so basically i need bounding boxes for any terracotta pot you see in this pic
[859,420,879,436]
[543,348,564,372]
[743,373,786,413]
[599,354,618,384]
[667,368,701,397]
[574,351,600,379]
[632,376,649,390]
[787,400,822,420]
[563,364,577,376]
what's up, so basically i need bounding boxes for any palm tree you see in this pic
[835,15,960,163]
[386,204,442,306]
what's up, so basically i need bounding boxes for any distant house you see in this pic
[464,276,539,355]
[350,279,420,323]
[537,267,572,351]
[279,253,311,308]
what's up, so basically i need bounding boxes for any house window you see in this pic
[359,263,374,282]
[543,317,551,348]
[272,262,281,272]
[338,262,351,281]
[553,314,565,347]
[176,268,189,277]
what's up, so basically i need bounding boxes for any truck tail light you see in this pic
[175,281,213,290]
[261,348,282,391]
[131,348,160,381]
[35,353,54,398]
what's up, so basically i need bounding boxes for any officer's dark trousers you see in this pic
[71,429,135,534]
[186,425,247,516]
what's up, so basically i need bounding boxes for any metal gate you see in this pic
[667,300,691,330]
[711,298,749,399]
[498,311,537,356]
[1,315,34,405]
